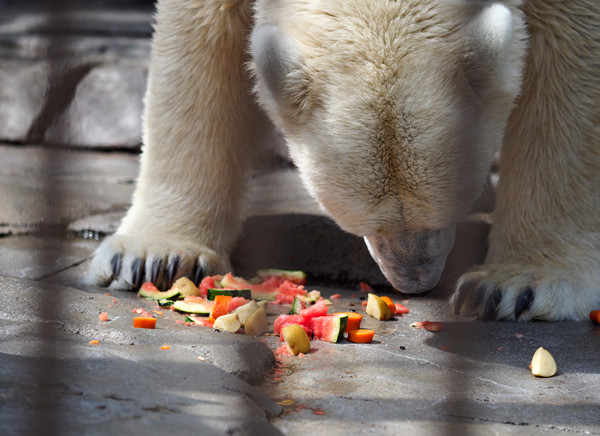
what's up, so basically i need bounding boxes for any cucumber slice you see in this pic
[207,288,251,301]
[288,296,304,315]
[138,286,180,301]
[173,300,212,315]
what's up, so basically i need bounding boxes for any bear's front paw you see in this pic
[452,264,600,321]
[86,233,231,291]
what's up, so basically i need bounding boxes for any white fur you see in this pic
[88,0,600,320]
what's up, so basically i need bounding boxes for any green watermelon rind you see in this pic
[172,300,212,315]
[313,314,348,343]
[138,287,181,301]
[207,288,251,301]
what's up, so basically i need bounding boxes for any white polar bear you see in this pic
[88,0,600,321]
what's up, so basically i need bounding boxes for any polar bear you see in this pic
[88,0,600,321]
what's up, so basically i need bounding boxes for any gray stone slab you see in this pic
[44,62,148,148]
[0,60,48,142]
[0,276,282,435]
[261,292,600,435]
[0,144,137,233]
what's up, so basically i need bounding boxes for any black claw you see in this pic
[166,255,180,288]
[111,253,122,279]
[468,285,486,312]
[514,287,534,319]
[193,262,206,286]
[131,258,144,290]
[150,258,162,284]
[482,289,503,321]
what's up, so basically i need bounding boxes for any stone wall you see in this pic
[0,1,154,149]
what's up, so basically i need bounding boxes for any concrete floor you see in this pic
[1,143,599,435]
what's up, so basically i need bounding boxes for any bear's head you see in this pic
[251,1,526,292]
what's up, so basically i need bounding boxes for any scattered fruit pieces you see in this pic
[133,316,157,329]
[365,293,392,320]
[347,329,375,343]
[161,344,170,350]
[98,312,108,322]
[334,312,363,332]
[590,310,600,325]
[171,277,200,297]
[89,340,99,345]
[245,308,269,336]
[410,321,443,332]
[282,324,311,356]
[394,302,410,314]
[380,296,396,316]
[529,347,557,377]
[359,282,374,292]
[212,313,242,333]
[232,300,259,325]
[209,295,232,322]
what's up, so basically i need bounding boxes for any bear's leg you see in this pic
[454,3,600,320]
[87,0,266,290]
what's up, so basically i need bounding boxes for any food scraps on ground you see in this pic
[133,316,157,329]
[410,321,443,332]
[98,312,108,322]
[334,312,362,332]
[529,347,557,377]
[282,324,311,355]
[161,344,170,350]
[347,329,375,343]
[590,310,600,325]
[365,293,392,320]
[380,296,396,316]
[89,340,100,345]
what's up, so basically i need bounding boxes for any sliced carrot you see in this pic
[590,310,600,325]
[89,339,100,345]
[209,295,232,322]
[133,316,157,329]
[161,344,170,350]
[380,296,396,316]
[334,312,363,332]
[347,329,375,343]
[394,303,410,314]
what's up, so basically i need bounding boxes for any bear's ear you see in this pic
[464,3,515,95]
[251,24,310,115]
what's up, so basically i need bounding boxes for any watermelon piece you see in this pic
[274,314,312,337]
[309,314,348,343]
[249,276,283,300]
[298,299,329,320]
[229,297,250,312]
[219,272,252,290]
[274,280,307,304]
[198,275,222,297]
[257,269,307,285]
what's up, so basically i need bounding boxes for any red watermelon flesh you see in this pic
[273,314,312,338]
[298,299,329,319]
[198,275,222,297]
[309,314,348,343]
[229,297,250,312]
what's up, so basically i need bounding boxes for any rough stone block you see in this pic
[44,62,147,148]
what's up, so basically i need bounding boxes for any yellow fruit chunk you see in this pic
[212,313,242,333]
[281,324,311,356]
[245,308,269,336]
[530,347,557,377]
[365,293,392,320]
[171,277,200,297]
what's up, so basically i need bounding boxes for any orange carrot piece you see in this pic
[89,340,100,345]
[347,329,375,343]
[380,296,396,316]
[334,312,363,332]
[590,310,600,325]
[98,312,108,322]
[394,302,410,314]
[133,316,156,329]
[209,295,232,321]
[160,344,170,350]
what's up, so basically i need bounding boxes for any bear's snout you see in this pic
[364,227,455,293]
